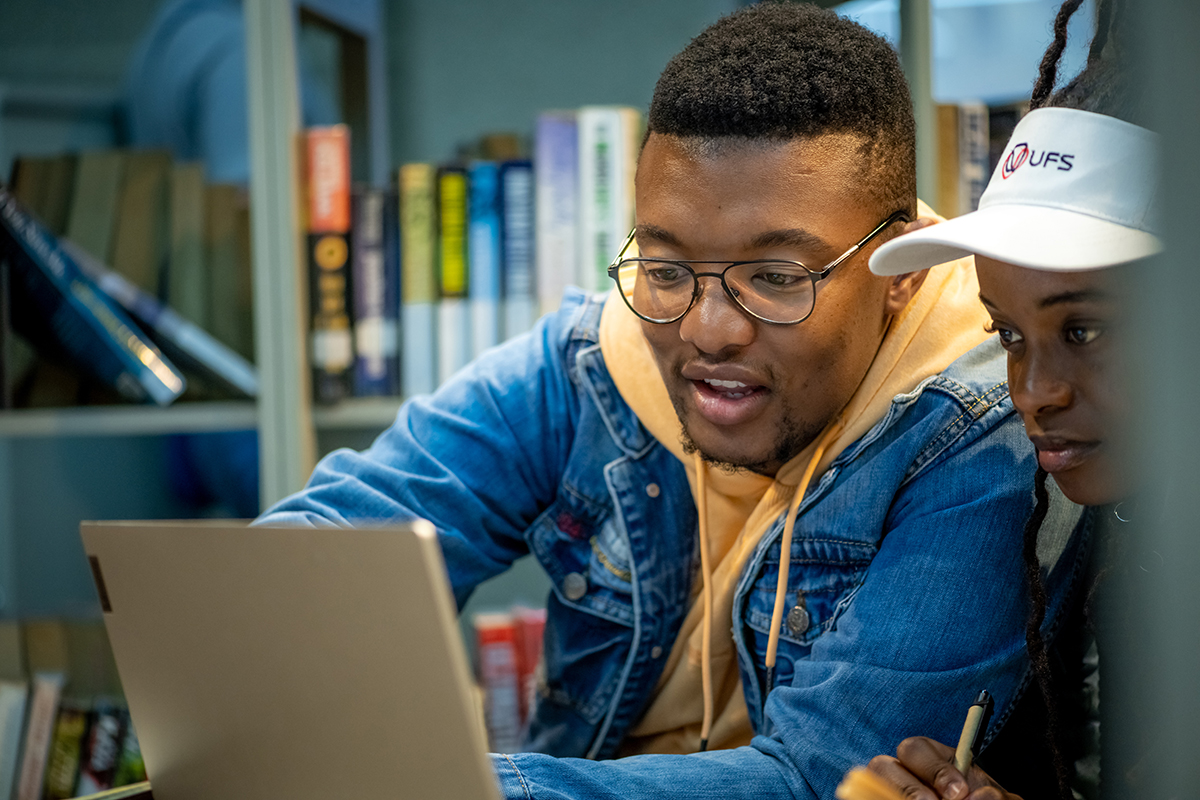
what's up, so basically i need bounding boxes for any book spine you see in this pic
[43,701,90,800]
[473,614,522,753]
[0,681,28,800]
[0,188,186,405]
[534,111,579,315]
[400,163,438,397]
[73,701,126,797]
[512,607,547,730]
[437,166,471,385]
[500,160,535,340]
[573,107,633,292]
[14,673,64,800]
[467,161,501,360]
[66,240,258,398]
[111,716,145,789]
[306,126,354,404]
[958,102,990,215]
[351,187,399,396]
[383,189,402,395]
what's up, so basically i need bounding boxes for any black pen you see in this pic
[953,690,994,775]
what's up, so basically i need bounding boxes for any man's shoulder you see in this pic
[896,336,1011,424]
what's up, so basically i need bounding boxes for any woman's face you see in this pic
[975,256,1131,506]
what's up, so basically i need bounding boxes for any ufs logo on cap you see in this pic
[1001,142,1075,179]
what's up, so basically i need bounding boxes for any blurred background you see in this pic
[0,0,1196,793]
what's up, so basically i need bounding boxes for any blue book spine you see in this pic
[351,187,400,396]
[467,161,502,359]
[0,186,185,405]
[499,160,535,340]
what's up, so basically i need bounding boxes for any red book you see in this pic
[473,613,521,753]
[512,607,546,727]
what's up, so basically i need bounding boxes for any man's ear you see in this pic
[884,268,930,315]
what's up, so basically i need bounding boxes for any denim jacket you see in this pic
[259,290,1088,800]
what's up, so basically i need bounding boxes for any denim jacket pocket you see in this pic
[744,538,874,686]
[528,495,636,628]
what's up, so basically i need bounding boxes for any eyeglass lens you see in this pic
[615,260,816,324]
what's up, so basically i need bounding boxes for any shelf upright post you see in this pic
[244,0,317,509]
[899,0,937,209]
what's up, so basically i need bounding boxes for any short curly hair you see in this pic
[648,2,916,218]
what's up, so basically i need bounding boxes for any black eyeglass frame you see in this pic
[606,209,911,326]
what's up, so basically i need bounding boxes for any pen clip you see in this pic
[968,690,994,756]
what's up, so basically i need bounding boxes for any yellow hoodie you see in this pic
[601,222,991,756]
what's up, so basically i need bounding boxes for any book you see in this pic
[0,680,28,800]
[500,160,535,340]
[512,606,546,728]
[110,718,145,790]
[65,151,125,266]
[473,613,522,753]
[534,111,579,316]
[305,126,355,404]
[13,672,64,800]
[0,186,186,405]
[936,102,990,218]
[109,150,172,295]
[350,186,400,397]
[205,183,255,363]
[399,163,438,396]
[9,155,77,237]
[73,700,126,797]
[64,239,258,398]
[576,106,641,292]
[835,767,905,800]
[43,699,90,799]
[467,161,502,360]
[166,162,208,330]
[437,165,471,384]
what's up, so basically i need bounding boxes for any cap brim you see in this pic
[869,204,1163,276]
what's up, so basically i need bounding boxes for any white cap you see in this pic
[870,107,1162,275]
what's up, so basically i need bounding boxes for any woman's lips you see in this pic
[689,379,770,426]
[1030,436,1101,474]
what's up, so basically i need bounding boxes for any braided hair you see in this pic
[1021,4,1132,798]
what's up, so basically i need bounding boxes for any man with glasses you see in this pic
[259,4,1084,798]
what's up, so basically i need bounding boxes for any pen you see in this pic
[953,690,994,775]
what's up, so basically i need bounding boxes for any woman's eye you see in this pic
[1065,325,1102,345]
[985,321,1023,348]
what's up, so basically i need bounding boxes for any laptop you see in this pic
[79,520,500,800]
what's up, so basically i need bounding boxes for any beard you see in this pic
[666,377,824,476]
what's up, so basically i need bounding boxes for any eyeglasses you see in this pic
[607,210,910,325]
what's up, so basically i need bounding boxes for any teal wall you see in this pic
[385,0,738,164]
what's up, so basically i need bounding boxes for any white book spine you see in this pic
[402,302,437,397]
[535,112,579,315]
[0,681,28,800]
[437,298,472,385]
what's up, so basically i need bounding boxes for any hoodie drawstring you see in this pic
[691,417,843,754]
[764,419,844,698]
[693,452,714,752]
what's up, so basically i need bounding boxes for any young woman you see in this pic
[862,0,1159,797]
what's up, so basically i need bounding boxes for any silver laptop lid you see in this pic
[80,520,499,800]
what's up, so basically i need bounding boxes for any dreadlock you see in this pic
[1021,468,1073,800]
[1020,6,1134,798]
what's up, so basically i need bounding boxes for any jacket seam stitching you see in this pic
[501,754,534,800]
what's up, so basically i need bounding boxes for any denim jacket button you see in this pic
[786,603,810,636]
[650,645,663,659]
[645,483,661,498]
[563,571,588,601]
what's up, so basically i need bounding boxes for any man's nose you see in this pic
[677,275,755,354]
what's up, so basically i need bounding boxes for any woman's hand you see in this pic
[868,737,1023,800]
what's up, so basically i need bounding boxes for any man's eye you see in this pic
[1065,326,1102,345]
[751,266,805,289]
[645,266,687,284]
